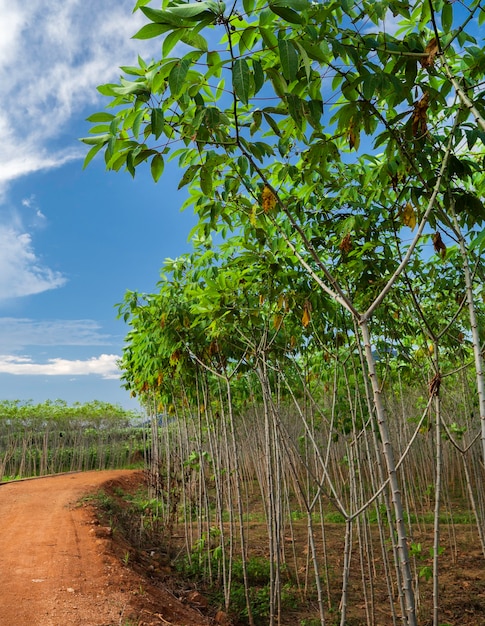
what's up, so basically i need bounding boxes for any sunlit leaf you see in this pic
[169,1,219,18]
[400,202,417,230]
[133,23,172,40]
[169,58,191,97]
[262,185,277,212]
[151,154,164,182]
[278,39,299,82]
[302,300,311,328]
[82,142,105,169]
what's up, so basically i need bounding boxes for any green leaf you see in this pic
[151,108,164,139]
[134,0,151,10]
[239,27,258,55]
[286,94,304,127]
[270,0,309,9]
[82,142,105,169]
[151,154,165,182]
[169,1,218,19]
[266,67,288,98]
[132,110,145,139]
[80,133,111,146]
[133,23,172,40]
[299,40,328,63]
[232,58,250,105]
[180,30,208,51]
[278,39,299,82]
[361,73,380,100]
[252,59,264,95]
[169,58,191,97]
[260,8,276,26]
[441,2,453,33]
[305,99,323,129]
[85,112,115,123]
[263,111,282,136]
[250,110,262,135]
[178,164,201,189]
[163,29,184,57]
[200,165,213,195]
[141,6,184,26]
[268,4,305,24]
[259,27,278,50]
[470,227,485,251]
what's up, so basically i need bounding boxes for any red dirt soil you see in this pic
[0,470,209,626]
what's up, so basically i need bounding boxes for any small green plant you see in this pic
[410,542,445,582]
[123,550,130,566]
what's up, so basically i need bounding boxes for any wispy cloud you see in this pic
[0,1,156,302]
[0,226,66,300]
[363,11,403,37]
[0,354,121,379]
[0,318,114,351]
[0,1,153,193]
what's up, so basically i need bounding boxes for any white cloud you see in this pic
[0,318,114,350]
[0,353,121,379]
[0,2,160,301]
[22,195,46,221]
[0,1,154,193]
[363,11,403,37]
[0,225,66,300]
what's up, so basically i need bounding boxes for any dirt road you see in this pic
[0,470,209,626]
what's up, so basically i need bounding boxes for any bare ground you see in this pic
[0,470,209,626]
[2,470,485,625]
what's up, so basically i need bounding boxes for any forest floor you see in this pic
[1,469,485,625]
[0,470,209,626]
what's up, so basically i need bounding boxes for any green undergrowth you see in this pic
[88,482,323,625]
[86,480,477,626]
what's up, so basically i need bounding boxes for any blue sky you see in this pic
[0,1,196,409]
[0,2,477,409]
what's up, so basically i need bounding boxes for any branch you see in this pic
[362,112,459,321]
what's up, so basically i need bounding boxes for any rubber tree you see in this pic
[85,1,485,622]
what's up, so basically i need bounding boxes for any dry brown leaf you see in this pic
[273,314,283,331]
[339,232,353,253]
[302,300,312,328]
[420,38,439,69]
[412,92,429,138]
[348,119,360,150]
[277,293,288,310]
[429,372,441,397]
[432,231,447,259]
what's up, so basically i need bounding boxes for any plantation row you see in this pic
[82,0,485,623]
[0,400,146,480]
[130,332,485,625]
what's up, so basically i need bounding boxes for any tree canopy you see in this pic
[84,1,485,624]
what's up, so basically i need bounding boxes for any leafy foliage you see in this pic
[84,1,485,623]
